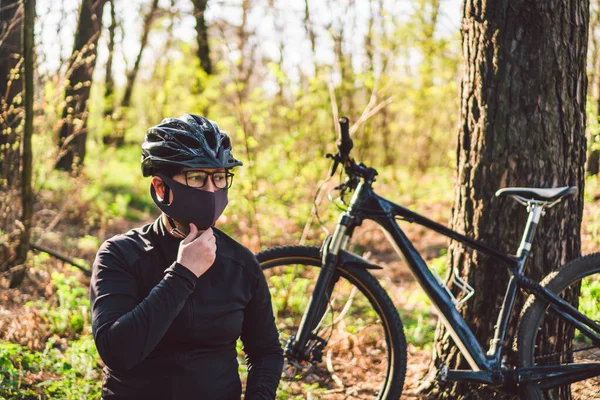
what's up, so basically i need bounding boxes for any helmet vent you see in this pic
[178,133,201,149]
[221,135,231,150]
[205,130,217,150]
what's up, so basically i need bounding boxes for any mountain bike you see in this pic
[255,117,600,399]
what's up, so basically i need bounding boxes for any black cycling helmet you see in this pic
[141,114,242,177]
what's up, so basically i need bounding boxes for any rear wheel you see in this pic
[257,245,407,399]
[516,253,600,399]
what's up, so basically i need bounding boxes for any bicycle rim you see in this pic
[258,246,406,399]
[517,254,600,399]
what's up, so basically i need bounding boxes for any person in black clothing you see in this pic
[90,114,284,400]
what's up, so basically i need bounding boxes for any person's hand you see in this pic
[177,224,216,278]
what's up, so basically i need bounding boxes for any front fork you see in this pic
[286,212,353,362]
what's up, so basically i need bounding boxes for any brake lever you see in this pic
[326,153,340,178]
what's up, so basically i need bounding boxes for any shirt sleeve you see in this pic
[90,240,197,372]
[241,257,284,400]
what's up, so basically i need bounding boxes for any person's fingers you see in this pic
[182,223,199,244]
[199,227,214,240]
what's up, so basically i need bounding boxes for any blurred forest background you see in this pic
[1,0,599,398]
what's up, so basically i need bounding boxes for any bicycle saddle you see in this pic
[495,186,578,202]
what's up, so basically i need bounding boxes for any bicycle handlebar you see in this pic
[328,117,353,178]
[327,116,378,185]
[337,117,353,163]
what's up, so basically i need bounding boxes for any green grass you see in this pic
[0,336,102,400]
[27,272,90,335]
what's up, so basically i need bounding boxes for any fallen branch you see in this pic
[29,243,91,276]
[326,348,344,388]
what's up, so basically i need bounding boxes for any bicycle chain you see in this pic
[534,344,597,362]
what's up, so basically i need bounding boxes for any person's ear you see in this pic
[151,176,165,201]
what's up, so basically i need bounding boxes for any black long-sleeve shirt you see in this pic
[90,217,283,400]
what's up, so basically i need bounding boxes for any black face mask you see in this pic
[150,174,228,231]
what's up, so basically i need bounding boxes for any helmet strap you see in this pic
[166,215,186,238]
[159,181,185,238]
[161,183,171,206]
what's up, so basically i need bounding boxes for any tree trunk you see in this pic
[121,0,159,109]
[425,1,589,399]
[108,0,159,146]
[11,0,35,288]
[102,0,116,145]
[590,82,600,174]
[0,0,23,186]
[413,0,440,173]
[303,0,317,76]
[156,0,176,116]
[55,0,107,172]
[191,0,211,74]
[0,0,23,273]
[588,2,600,175]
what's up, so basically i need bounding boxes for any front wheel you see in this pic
[516,253,600,399]
[257,245,407,399]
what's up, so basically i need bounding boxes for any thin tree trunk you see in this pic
[238,0,261,249]
[104,0,115,113]
[414,0,440,173]
[11,0,35,288]
[191,0,211,74]
[55,0,107,172]
[268,0,285,98]
[103,0,115,117]
[0,0,23,186]
[590,85,600,173]
[109,0,159,146]
[102,0,117,145]
[216,0,261,249]
[157,0,176,116]
[588,3,600,175]
[424,1,588,399]
[120,0,159,109]
[0,0,23,273]
[303,0,316,76]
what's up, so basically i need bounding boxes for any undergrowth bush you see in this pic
[0,335,102,400]
[27,272,90,335]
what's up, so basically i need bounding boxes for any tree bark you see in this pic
[191,0,211,74]
[0,0,23,186]
[102,0,117,145]
[103,0,115,117]
[588,2,600,175]
[11,0,35,288]
[425,1,589,399]
[590,88,600,174]
[55,0,107,172]
[0,0,23,273]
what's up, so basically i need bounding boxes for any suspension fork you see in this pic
[288,212,353,361]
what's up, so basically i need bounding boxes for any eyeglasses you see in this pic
[182,170,234,190]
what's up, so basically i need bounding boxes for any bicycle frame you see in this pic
[292,179,600,391]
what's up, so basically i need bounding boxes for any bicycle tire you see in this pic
[516,253,600,400]
[256,245,407,399]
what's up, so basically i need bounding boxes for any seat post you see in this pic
[516,203,545,263]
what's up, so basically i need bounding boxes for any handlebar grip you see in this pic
[337,117,353,161]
